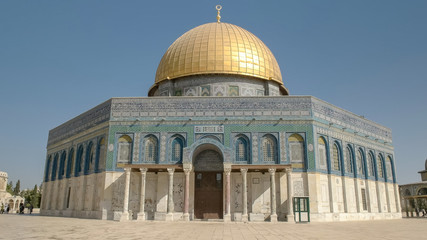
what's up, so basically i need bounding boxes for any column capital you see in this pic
[240,168,248,174]
[124,167,131,173]
[224,168,231,175]
[285,167,293,174]
[167,168,175,174]
[268,168,276,175]
[184,168,192,174]
[139,168,148,174]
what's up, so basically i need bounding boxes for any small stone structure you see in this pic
[0,171,25,213]
[399,159,427,217]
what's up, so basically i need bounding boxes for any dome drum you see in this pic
[149,74,287,97]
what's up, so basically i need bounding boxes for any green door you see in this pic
[293,197,310,223]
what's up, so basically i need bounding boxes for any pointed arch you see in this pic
[144,135,158,163]
[171,134,185,163]
[367,151,375,178]
[75,145,84,177]
[332,142,342,172]
[45,155,52,182]
[345,145,354,174]
[317,136,328,170]
[386,156,393,181]
[356,148,365,178]
[84,142,95,174]
[235,135,250,163]
[59,151,67,180]
[66,148,75,178]
[118,135,133,163]
[51,154,59,181]
[289,134,305,168]
[377,154,384,179]
[262,134,277,163]
[95,137,106,172]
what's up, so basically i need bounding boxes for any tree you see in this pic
[23,184,41,208]
[13,180,20,196]
[6,181,13,194]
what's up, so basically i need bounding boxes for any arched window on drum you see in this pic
[118,135,133,163]
[289,134,305,169]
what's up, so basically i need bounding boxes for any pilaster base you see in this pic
[114,211,129,222]
[183,213,190,221]
[165,213,174,221]
[136,212,146,221]
[286,214,295,223]
[241,214,248,222]
[270,214,278,222]
[223,214,231,222]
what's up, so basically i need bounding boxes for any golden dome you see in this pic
[154,22,287,93]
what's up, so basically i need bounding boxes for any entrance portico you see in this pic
[118,162,293,222]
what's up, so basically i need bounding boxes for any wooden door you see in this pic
[194,172,223,219]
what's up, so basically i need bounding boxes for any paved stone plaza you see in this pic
[0,214,426,240]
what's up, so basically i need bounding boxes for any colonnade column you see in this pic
[404,198,409,217]
[269,168,277,222]
[137,168,148,221]
[183,167,191,221]
[119,167,131,221]
[240,168,248,222]
[166,168,175,221]
[224,167,231,222]
[286,168,294,222]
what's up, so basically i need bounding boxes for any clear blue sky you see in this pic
[1,0,426,190]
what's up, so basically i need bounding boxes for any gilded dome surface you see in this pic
[154,22,284,87]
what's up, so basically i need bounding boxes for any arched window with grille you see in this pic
[118,135,132,163]
[66,148,74,178]
[332,143,341,172]
[85,142,95,174]
[75,145,84,177]
[51,154,59,181]
[356,149,365,177]
[386,156,393,181]
[367,152,375,177]
[262,135,277,163]
[345,146,354,174]
[144,135,158,163]
[45,156,51,182]
[289,134,305,168]
[377,154,384,178]
[95,138,106,172]
[171,136,184,163]
[235,136,249,162]
[318,137,327,170]
[59,151,67,179]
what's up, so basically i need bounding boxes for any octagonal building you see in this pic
[40,9,401,222]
